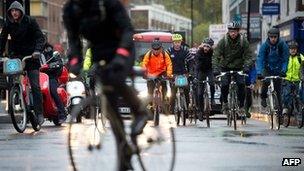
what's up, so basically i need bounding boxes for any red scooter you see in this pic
[39,63,69,126]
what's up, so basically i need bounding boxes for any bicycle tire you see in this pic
[283,110,291,128]
[203,92,210,128]
[9,84,27,133]
[181,94,187,126]
[68,97,107,171]
[231,90,237,130]
[134,119,176,171]
[154,105,160,126]
[272,93,280,130]
[174,98,180,125]
[297,108,304,128]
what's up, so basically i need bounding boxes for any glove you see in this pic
[106,54,129,83]
[32,52,41,59]
[243,65,250,74]
[279,72,286,78]
[213,70,220,77]
[257,74,264,80]
[68,56,82,76]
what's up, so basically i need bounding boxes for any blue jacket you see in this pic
[246,66,257,85]
[256,38,289,75]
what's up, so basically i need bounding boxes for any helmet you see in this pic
[288,41,298,49]
[268,27,280,37]
[172,34,183,42]
[227,21,241,30]
[202,37,214,46]
[151,39,162,50]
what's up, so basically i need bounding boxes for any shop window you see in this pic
[297,0,304,11]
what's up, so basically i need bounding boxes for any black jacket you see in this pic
[195,48,213,75]
[43,43,63,79]
[0,1,44,70]
[63,0,135,64]
[167,46,192,75]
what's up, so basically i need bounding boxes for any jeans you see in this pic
[27,70,43,115]
[220,73,245,108]
[49,78,66,118]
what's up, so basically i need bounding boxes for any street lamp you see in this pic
[191,0,193,47]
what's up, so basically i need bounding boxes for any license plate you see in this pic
[119,107,131,113]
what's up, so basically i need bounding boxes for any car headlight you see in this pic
[138,90,148,99]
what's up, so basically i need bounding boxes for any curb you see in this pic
[251,112,298,126]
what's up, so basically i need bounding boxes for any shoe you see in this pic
[58,115,67,124]
[198,111,204,121]
[37,114,45,125]
[261,98,267,108]
[131,113,149,136]
[282,108,289,115]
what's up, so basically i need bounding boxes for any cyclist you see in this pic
[142,39,173,99]
[195,37,215,121]
[0,1,45,125]
[167,34,192,114]
[244,64,257,118]
[282,41,304,115]
[212,21,254,115]
[63,0,149,170]
[256,27,289,113]
[42,37,67,124]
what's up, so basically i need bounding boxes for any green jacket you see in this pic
[285,54,304,82]
[83,48,92,71]
[212,34,254,71]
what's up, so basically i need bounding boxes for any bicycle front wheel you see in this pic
[68,97,107,171]
[9,84,27,133]
[297,108,304,128]
[203,92,210,128]
[272,93,281,130]
[134,120,176,171]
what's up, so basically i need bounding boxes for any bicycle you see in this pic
[261,76,282,130]
[188,76,198,124]
[173,74,188,126]
[147,75,167,126]
[67,65,176,171]
[282,81,304,128]
[2,56,41,133]
[216,71,247,130]
[196,78,211,128]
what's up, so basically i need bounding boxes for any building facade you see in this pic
[130,4,191,43]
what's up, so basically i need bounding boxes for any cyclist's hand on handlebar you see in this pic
[32,52,41,59]
[257,74,264,80]
[68,56,82,76]
[243,65,250,74]
[279,72,286,78]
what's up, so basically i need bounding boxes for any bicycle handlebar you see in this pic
[216,71,248,79]
[261,76,283,82]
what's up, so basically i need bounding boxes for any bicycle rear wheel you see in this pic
[9,84,27,133]
[68,97,107,171]
[134,118,176,171]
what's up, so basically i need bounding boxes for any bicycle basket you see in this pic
[3,59,23,75]
[174,75,188,87]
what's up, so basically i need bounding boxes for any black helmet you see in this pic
[288,41,298,49]
[202,37,214,46]
[227,21,241,30]
[151,39,162,50]
[268,27,280,37]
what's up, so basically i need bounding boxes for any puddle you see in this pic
[222,130,268,138]
[223,138,268,145]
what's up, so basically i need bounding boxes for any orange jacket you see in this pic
[142,50,173,77]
